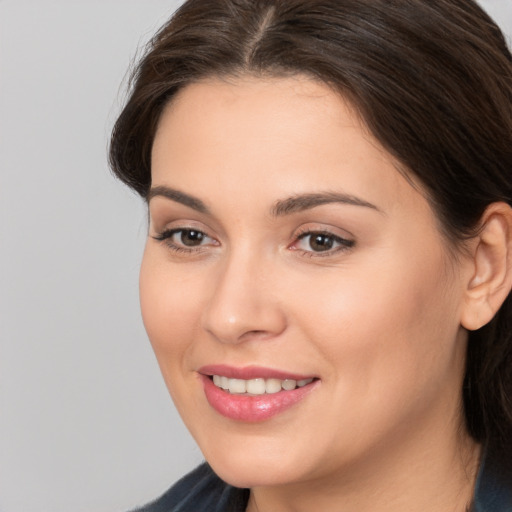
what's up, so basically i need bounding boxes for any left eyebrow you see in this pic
[271,192,382,216]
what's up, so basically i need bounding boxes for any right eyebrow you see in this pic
[147,186,209,214]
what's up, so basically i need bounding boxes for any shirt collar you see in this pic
[473,444,512,512]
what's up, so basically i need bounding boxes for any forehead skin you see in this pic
[152,75,410,215]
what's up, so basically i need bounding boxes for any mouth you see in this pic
[210,375,315,395]
[198,365,320,422]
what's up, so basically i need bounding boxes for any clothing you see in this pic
[132,464,248,512]
[473,444,512,512]
[132,445,512,512]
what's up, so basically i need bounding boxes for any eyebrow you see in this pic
[148,186,380,216]
[148,186,209,213]
[271,192,381,216]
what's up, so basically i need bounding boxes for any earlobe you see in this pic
[461,202,512,331]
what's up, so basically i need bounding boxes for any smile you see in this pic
[199,366,320,422]
[211,375,314,395]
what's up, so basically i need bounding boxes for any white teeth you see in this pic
[228,378,246,394]
[211,375,314,394]
[265,378,282,394]
[246,378,266,394]
[282,379,297,391]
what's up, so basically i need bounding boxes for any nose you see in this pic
[201,250,287,344]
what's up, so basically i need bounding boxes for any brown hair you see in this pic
[110,0,512,460]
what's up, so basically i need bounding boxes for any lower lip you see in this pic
[200,374,319,422]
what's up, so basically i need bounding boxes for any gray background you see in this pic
[1,1,511,511]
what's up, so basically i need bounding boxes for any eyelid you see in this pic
[150,214,214,237]
[293,223,354,242]
[152,223,219,255]
[150,219,355,258]
[289,225,355,256]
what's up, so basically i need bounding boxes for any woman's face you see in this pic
[141,76,471,488]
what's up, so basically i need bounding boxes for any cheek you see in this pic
[139,251,202,370]
[290,247,463,414]
[138,251,215,431]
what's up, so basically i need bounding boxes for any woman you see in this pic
[110,1,512,510]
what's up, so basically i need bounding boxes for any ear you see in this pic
[461,202,512,331]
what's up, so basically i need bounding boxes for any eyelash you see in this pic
[152,227,355,257]
[292,229,355,257]
[152,228,215,254]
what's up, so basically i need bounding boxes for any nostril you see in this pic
[238,329,277,343]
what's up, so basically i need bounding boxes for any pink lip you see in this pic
[199,364,315,381]
[198,365,320,422]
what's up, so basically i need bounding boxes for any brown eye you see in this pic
[153,228,216,252]
[179,229,205,247]
[309,233,335,252]
[295,231,355,254]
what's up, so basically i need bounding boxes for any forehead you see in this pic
[151,75,426,220]
[154,75,354,156]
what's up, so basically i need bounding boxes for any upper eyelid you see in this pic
[154,226,214,241]
[294,222,355,240]
[149,212,221,236]
[294,230,355,246]
[296,228,350,238]
[152,223,355,250]
[152,221,213,236]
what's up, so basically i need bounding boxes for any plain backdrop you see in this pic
[1,1,511,511]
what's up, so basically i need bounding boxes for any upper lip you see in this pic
[198,364,317,381]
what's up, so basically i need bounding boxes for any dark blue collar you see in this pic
[473,445,512,512]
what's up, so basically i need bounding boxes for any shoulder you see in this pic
[129,463,249,512]
[473,443,512,512]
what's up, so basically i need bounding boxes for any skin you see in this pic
[141,75,484,512]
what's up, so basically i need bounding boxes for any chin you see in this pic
[208,455,302,489]
[196,431,317,488]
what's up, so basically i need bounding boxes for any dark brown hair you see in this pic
[110,0,512,460]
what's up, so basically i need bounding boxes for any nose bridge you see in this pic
[201,244,286,344]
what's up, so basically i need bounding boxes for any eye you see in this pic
[293,230,354,254]
[153,228,217,252]
[173,229,208,247]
